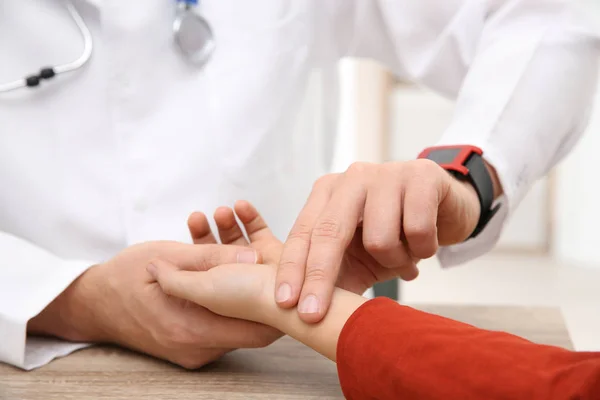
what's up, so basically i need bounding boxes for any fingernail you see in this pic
[298,295,320,314]
[146,263,158,279]
[276,283,292,303]
[237,249,258,264]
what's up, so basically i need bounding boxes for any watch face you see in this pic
[426,148,461,164]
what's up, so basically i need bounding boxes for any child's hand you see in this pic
[148,260,276,324]
[147,201,282,324]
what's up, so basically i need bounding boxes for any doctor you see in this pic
[0,0,598,371]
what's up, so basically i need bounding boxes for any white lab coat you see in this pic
[0,0,598,370]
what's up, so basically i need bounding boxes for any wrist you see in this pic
[28,264,108,342]
[483,160,503,200]
[456,179,482,240]
[256,270,283,328]
[458,159,502,239]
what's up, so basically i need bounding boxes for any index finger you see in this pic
[163,243,261,272]
[298,178,366,323]
[276,175,338,308]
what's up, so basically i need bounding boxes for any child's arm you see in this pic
[149,258,366,361]
[149,201,600,399]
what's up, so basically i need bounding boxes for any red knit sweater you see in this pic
[336,298,600,399]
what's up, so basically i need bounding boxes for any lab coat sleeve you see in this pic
[0,231,95,370]
[435,2,600,266]
[320,0,600,266]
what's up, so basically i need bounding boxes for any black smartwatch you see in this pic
[417,145,500,239]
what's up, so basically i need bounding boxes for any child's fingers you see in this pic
[188,212,217,244]
[234,200,279,243]
[214,207,249,246]
[147,258,214,305]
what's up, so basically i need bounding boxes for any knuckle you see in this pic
[363,236,397,254]
[287,223,312,242]
[404,222,435,242]
[304,266,330,283]
[347,161,371,176]
[414,158,444,178]
[277,257,301,273]
[312,217,343,241]
[313,174,336,190]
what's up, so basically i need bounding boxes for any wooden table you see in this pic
[0,305,573,400]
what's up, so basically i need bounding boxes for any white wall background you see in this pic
[552,0,600,268]
[554,76,600,267]
[331,60,357,173]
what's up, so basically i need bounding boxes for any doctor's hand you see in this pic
[28,240,281,370]
[276,160,494,323]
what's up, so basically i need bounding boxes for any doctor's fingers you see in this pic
[401,173,441,260]
[298,175,367,324]
[361,182,418,281]
[276,174,339,309]
[188,212,217,244]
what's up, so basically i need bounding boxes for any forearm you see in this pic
[337,298,600,400]
[261,288,367,361]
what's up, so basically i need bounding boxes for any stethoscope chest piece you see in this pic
[173,0,215,68]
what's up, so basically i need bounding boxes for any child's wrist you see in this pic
[254,268,282,327]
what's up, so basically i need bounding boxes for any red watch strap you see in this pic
[417,145,483,176]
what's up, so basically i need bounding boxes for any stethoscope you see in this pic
[0,0,215,94]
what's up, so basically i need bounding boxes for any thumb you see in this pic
[147,258,215,306]
[169,243,261,272]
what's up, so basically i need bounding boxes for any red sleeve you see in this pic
[336,297,600,400]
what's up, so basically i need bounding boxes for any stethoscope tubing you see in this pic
[0,0,93,93]
[0,0,213,94]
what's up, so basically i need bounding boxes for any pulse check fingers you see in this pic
[276,175,338,309]
[361,181,412,270]
[298,177,367,323]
